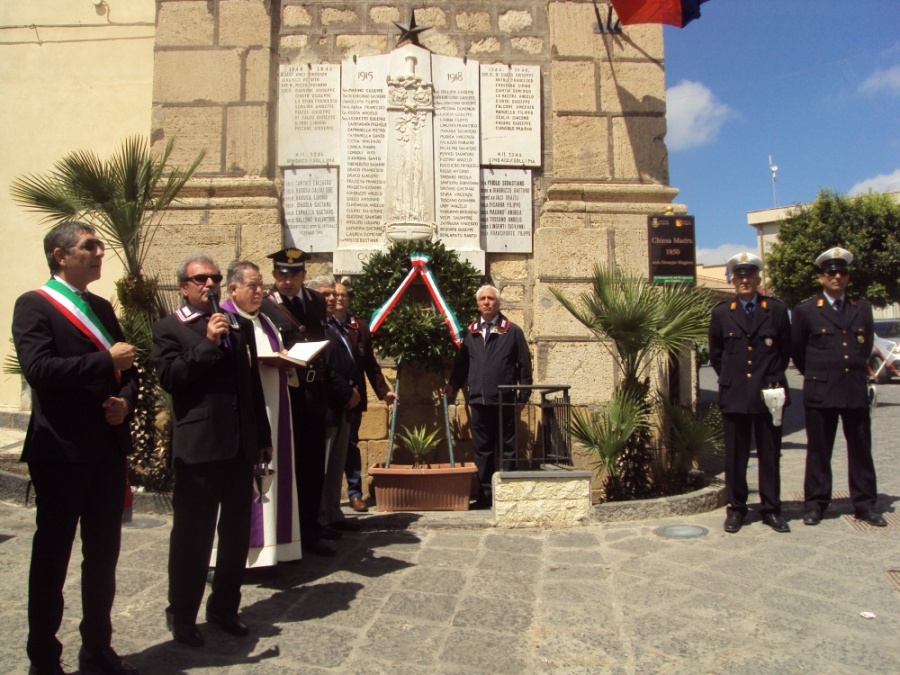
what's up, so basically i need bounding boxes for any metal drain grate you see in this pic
[791,491,896,529]
[843,512,900,531]
[791,490,851,502]
[887,570,900,593]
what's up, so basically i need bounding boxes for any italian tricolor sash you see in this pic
[35,279,120,381]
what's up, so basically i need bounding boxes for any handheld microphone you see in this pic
[208,289,221,315]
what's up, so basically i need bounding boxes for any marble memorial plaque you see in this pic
[383,45,435,243]
[480,64,541,167]
[481,168,532,253]
[433,54,481,250]
[277,63,341,167]
[283,168,338,252]
[339,54,391,247]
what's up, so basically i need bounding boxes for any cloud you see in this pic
[665,80,733,151]
[859,64,900,95]
[696,243,754,267]
[848,169,900,195]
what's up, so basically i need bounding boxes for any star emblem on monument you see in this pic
[393,10,430,47]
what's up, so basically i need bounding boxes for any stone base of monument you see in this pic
[492,468,593,529]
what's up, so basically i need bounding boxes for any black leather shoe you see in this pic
[28,665,68,675]
[166,610,204,648]
[723,512,743,533]
[318,524,343,540]
[302,540,336,557]
[206,611,249,637]
[802,509,823,526]
[332,518,360,532]
[854,510,888,527]
[761,513,791,533]
[78,646,139,674]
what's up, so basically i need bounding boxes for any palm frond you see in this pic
[2,339,22,376]
[570,388,649,477]
[657,394,724,472]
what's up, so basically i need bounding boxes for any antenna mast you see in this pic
[768,155,778,207]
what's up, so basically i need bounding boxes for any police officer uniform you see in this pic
[258,248,337,555]
[791,247,886,527]
[709,253,791,533]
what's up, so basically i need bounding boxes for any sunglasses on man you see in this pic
[182,274,223,285]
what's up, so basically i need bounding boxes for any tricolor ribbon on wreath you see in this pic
[369,253,464,347]
[35,278,122,383]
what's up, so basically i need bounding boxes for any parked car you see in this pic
[870,319,900,384]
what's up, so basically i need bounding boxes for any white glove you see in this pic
[761,387,787,427]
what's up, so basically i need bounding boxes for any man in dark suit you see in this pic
[792,247,886,527]
[258,248,338,556]
[709,252,792,534]
[12,221,139,675]
[445,284,532,507]
[333,281,396,512]
[309,276,360,532]
[152,254,272,647]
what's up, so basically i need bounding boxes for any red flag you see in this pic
[611,0,710,28]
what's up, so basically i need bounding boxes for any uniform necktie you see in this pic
[834,298,843,312]
[744,301,755,318]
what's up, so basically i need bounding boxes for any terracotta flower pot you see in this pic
[369,462,477,512]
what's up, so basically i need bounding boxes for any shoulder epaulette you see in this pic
[263,289,283,305]
[175,306,204,324]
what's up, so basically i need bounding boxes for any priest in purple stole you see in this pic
[213,260,302,567]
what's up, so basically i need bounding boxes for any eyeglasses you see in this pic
[823,269,847,278]
[73,239,105,252]
[182,274,223,285]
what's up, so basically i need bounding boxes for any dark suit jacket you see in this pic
[791,293,873,409]
[448,313,533,406]
[152,308,271,465]
[12,289,138,463]
[708,294,791,415]
[342,315,391,413]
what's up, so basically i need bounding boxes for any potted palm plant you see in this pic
[370,424,476,511]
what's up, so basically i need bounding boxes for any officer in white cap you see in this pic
[709,252,792,533]
[791,246,886,527]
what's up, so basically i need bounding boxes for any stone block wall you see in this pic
[152,1,689,499]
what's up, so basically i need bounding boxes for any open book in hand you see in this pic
[257,340,328,368]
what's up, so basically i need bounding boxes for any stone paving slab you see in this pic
[0,369,898,673]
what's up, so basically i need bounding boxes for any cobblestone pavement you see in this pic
[1,368,898,673]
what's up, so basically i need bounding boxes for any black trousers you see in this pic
[803,406,877,512]
[722,412,783,516]
[470,403,516,500]
[27,455,125,668]
[291,383,327,543]
[167,453,252,623]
